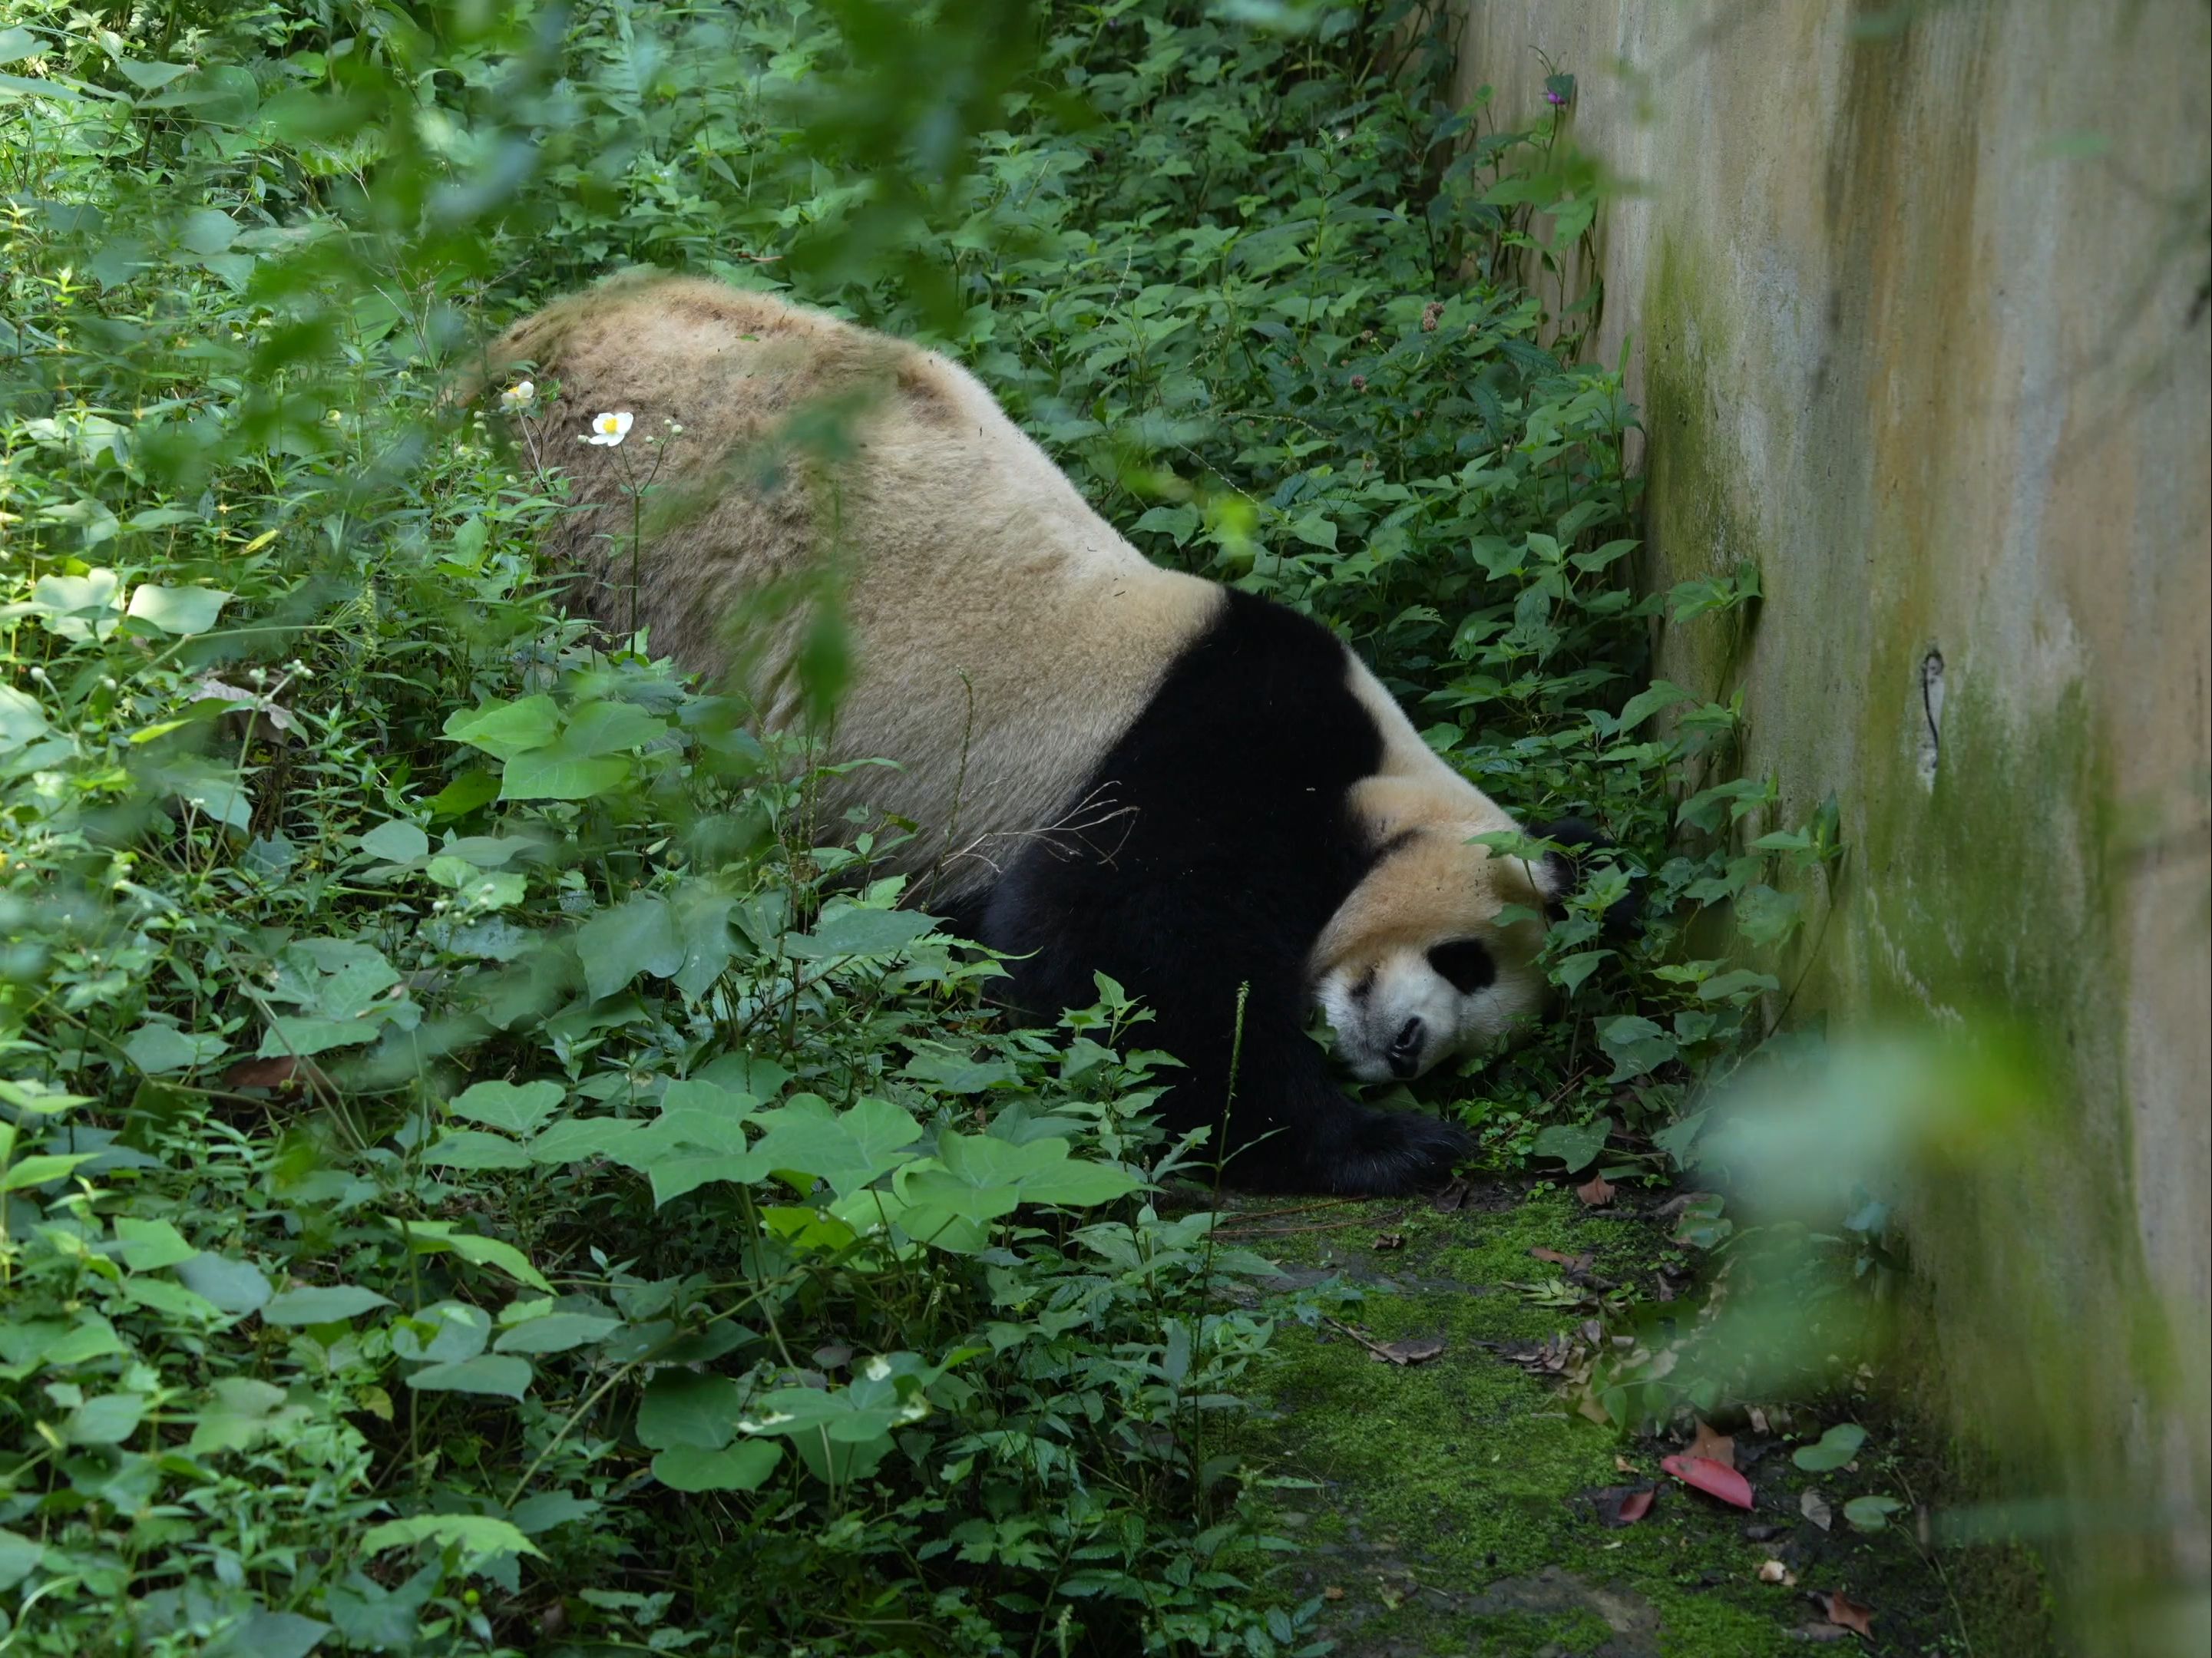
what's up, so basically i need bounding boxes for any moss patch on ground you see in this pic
[1222,1183,1981,1656]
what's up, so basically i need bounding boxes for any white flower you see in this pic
[583,410,633,447]
[863,1356,893,1382]
[499,379,535,412]
[898,1399,929,1423]
[736,1410,795,1435]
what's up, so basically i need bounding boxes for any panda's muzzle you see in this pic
[1386,1016,1426,1079]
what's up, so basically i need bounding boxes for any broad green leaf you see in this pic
[421,1131,533,1171]
[901,1046,1022,1094]
[256,1014,387,1059]
[747,1096,922,1197]
[117,1277,222,1320]
[0,1152,94,1191]
[0,1528,43,1593]
[1613,679,1694,735]
[359,819,430,864]
[187,1377,293,1455]
[112,1216,197,1270]
[0,685,48,754]
[1843,1494,1903,1531]
[493,1313,621,1354]
[113,56,193,91]
[263,1285,394,1325]
[176,1253,272,1313]
[1734,885,1804,948]
[652,1441,782,1492]
[560,699,666,755]
[1529,1118,1612,1174]
[215,1613,327,1658]
[1793,1423,1868,1472]
[361,1514,542,1564]
[121,1022,225,1075]
[395,1220,553,1293]
[125,582,232,634]
[577,894,683,1001]
[670,883,740,1002]
[1596,1015,1677,1082]
[526,1117,647,1165]
[650,1153,774,1207]
[392,1302,491,1364]
[498,749,628,802]
[407,1355,532,1398]
[1697,969,1781,1002]
[449,1078,564,1135]
[637,1372,748,1451]
[509,1492,600,1534]
[64,1392,146,1445]
[443,695,559,760]
[783,907,935,961]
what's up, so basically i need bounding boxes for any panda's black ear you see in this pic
[1530,816,1642,938]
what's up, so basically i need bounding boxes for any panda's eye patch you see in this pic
[1426,939,1495,995]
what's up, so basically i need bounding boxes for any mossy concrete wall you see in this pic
[1451,2,2210,1651]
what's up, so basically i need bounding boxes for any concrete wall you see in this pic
[1448,2,2210,1650]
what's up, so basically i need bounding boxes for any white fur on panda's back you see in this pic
[489,276,1220,897]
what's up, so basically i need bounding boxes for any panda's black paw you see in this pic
[1321,1107,1473,1197]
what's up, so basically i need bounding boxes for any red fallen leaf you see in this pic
[1576,1173,1616,1207]
[1817,1590,1876,1639]
[1661,1453,1754,1510]
[1685,1419,1737,1469]
[1585,1484,1655,1527]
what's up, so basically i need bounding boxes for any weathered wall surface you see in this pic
[1450,1,2210,1650]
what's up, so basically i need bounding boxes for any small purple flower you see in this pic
[1545,88,1567,107]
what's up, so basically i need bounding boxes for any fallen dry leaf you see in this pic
[1757,1560,1797,1586]
[219,1055,336,1101]
[1431,1179,1470,1214]
[1800,1489,1833,1531]
[1817,1590,1876,1639]
[1371,1336,1447,1366]
[1529,1246,1594,1273]
[1372,1232,1406,1251]
[1614,1455,1637,1473]
[1322,1586,1345,1603]
[1575,1172,1617,1207]
[1748,1405,1771,1434]
[1685,1419,1736,1470]
[1660,1453,1755,1511]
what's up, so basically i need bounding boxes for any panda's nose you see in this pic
[1387,1017,1424,1078]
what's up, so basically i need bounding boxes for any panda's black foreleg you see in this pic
[1193,994,1473,1197]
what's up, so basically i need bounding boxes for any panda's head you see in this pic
[1309,798,1623,1084]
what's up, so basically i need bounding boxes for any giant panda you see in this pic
[484,272,1602,1195]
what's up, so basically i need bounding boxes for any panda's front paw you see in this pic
[1324,1107,1473,1197]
